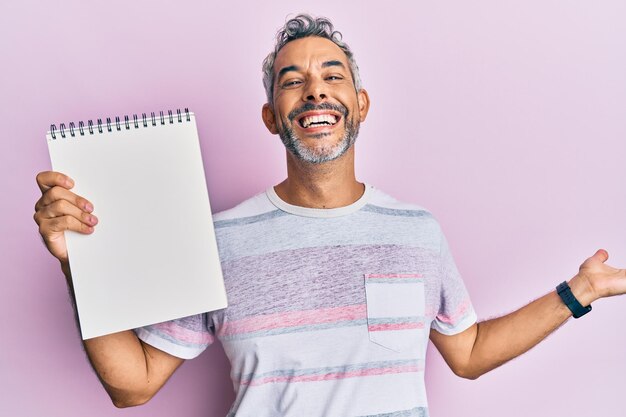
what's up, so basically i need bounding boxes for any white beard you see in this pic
[278,119,360,164]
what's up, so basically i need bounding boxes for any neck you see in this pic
[274,147,364,209]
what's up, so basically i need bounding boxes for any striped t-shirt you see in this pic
[135,185,477,417]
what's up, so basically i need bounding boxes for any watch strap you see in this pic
[556,281,592,318]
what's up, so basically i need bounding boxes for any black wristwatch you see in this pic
[556,281,592,318]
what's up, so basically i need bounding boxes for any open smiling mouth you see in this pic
[297,113,341,129]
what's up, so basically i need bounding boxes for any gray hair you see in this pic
[262,14,363,105]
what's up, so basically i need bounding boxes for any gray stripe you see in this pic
[358,406,428,417]
[221,317,425,341]
[236,359,422,383]
[214,209,287,229]
[215,210,441,262]
[221,319,368,341]
[362,204,432,218]
[367,316,424,325]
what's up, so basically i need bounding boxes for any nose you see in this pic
[302,78,327,102]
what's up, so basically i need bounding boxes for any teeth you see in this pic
[301,114,338,128]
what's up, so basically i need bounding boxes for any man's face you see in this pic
[262,36,369,164]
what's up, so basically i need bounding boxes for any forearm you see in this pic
[432,250,624,380]
[84,331,154,407]
[62,262,154,407]
[465,275,595,378]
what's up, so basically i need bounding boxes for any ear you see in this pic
[262,103,279,135]
[357,89,371,123]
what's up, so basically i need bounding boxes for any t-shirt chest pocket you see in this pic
[364,274,426,353]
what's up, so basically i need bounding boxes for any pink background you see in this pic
[1,1,625,416]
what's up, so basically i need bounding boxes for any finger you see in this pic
[35,185,92,213]
[36,171,74,193]
[591,249,609,263]
[40,215,94,236]
[582,249,609,268]
[35,185,94,213]
[35,199,98,227]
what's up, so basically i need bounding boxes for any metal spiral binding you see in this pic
[49,108,191,139]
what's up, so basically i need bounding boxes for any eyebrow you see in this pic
[277,65,300,80]
[277,60,347,80]
[321,60,346,69]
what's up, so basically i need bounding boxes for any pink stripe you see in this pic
[220,304,367,336]
[365,274,423,279]
[436,298,471,324]
[241,365,422,386]
[368,322,424,332]
[151,322,212,345]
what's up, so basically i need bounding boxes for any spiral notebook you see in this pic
[46,109,227,340]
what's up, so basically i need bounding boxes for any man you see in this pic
[33,14,625,417]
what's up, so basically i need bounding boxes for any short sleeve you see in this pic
[134,313,214,359]
[431,231,477,335]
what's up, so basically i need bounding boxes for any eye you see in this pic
[282,79,302,88]
[326,75,344,81]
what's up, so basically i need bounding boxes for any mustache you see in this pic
[287,102,348,122]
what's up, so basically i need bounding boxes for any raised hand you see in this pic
[574,249,626,304]
[33,171,98,265]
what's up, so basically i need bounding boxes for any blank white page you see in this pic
[46,112,227,339]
